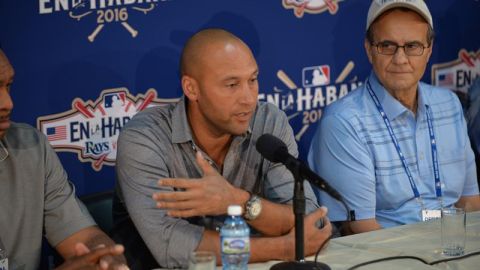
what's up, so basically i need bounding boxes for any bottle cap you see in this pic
[227,205,243,216]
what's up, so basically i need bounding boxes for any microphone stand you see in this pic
[270,161,331,270]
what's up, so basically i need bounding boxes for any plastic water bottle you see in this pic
[0,238,8,270]
[220,205,250,270]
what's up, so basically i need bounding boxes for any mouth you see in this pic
[388,70,412,74]
[234,111,252,121]
[0,115,11,131]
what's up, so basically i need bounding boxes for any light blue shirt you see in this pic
[308,72,479,228]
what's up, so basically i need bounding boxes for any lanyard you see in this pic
[366,80,442,207]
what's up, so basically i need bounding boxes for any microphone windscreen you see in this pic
[255,134,288,163]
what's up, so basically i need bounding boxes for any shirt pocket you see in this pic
[375,168,415,210]
[438,148,466,198]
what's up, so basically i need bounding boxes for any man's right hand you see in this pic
[283,206,332,260]
[55,244,127,270]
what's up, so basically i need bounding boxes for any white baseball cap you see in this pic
[366,0,433,31]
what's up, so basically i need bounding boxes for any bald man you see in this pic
[0,49,127,270]
[113,28,332,269]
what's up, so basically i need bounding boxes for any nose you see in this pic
[391,47,409,64]
[240,80,258,105]
[0,88,14,111]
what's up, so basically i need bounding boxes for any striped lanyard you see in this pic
[366,80,442,209]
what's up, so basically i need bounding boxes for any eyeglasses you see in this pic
[372,41,429,56]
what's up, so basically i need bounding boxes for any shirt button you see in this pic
[419,152,424,160]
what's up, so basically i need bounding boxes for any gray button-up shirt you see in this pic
[115,98,318,268]
[0,123,95,270]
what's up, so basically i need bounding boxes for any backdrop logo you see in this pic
[431,49,480,95]
[39,0,164,42]
[259,61,361,141]
[37,88,179,171]
[283,0,343,18]
[303,65,330,87]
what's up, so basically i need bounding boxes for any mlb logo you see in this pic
[303,65,330,87]
[104,92,126,108]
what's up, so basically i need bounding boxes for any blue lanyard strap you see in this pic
[366,80,442,202]
[425,105,442,198]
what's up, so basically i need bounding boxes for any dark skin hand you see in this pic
[55,244,126,270]
[55,227,127,270]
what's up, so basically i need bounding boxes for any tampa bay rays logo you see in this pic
[39,0,163,42]
[37,88,179,171]
[283,0,344,18]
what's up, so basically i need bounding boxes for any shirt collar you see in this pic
[368,72,429,120]
[171,96,194,144]
[171,96,253,144]
[416,82,431,115]
[0,139,9,162]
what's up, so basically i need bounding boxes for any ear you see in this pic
[425,41,433,62]
[182,75,199,101]
[364,38,373,64]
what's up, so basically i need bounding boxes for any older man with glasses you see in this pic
[308,0,480,234]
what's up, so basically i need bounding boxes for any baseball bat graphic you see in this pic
[295,124,310,141]
[137,91,155,112]
[287,112,300,120]
[277,70,298,90]
[93,153,108,170]
[460,49,475,67]
[74,100,95,118]
[88,24,104,42]
[295,2,308,17]
[125,101,133,112]
[325,0,338,14]
[335,61,355,84]
[122,22,138,38]
[97,104,106,116]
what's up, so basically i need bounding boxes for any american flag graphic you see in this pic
[46,125,67,141]
[438,73,454,87]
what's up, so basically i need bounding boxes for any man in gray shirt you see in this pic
[113,28,332,269]
[0,49,127,270]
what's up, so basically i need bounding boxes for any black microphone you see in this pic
[256,133,343,202]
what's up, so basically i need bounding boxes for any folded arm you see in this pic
[55,226,127,269]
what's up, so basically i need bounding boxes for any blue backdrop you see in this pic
[1,0,479,196]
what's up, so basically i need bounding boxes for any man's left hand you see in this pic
[153,151,244,217]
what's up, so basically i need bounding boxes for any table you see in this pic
[247,211,480,270]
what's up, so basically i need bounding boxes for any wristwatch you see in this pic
[244,194,262,221]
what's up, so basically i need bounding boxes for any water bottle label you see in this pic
[222,236,250,254]
[0,258,8,270]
